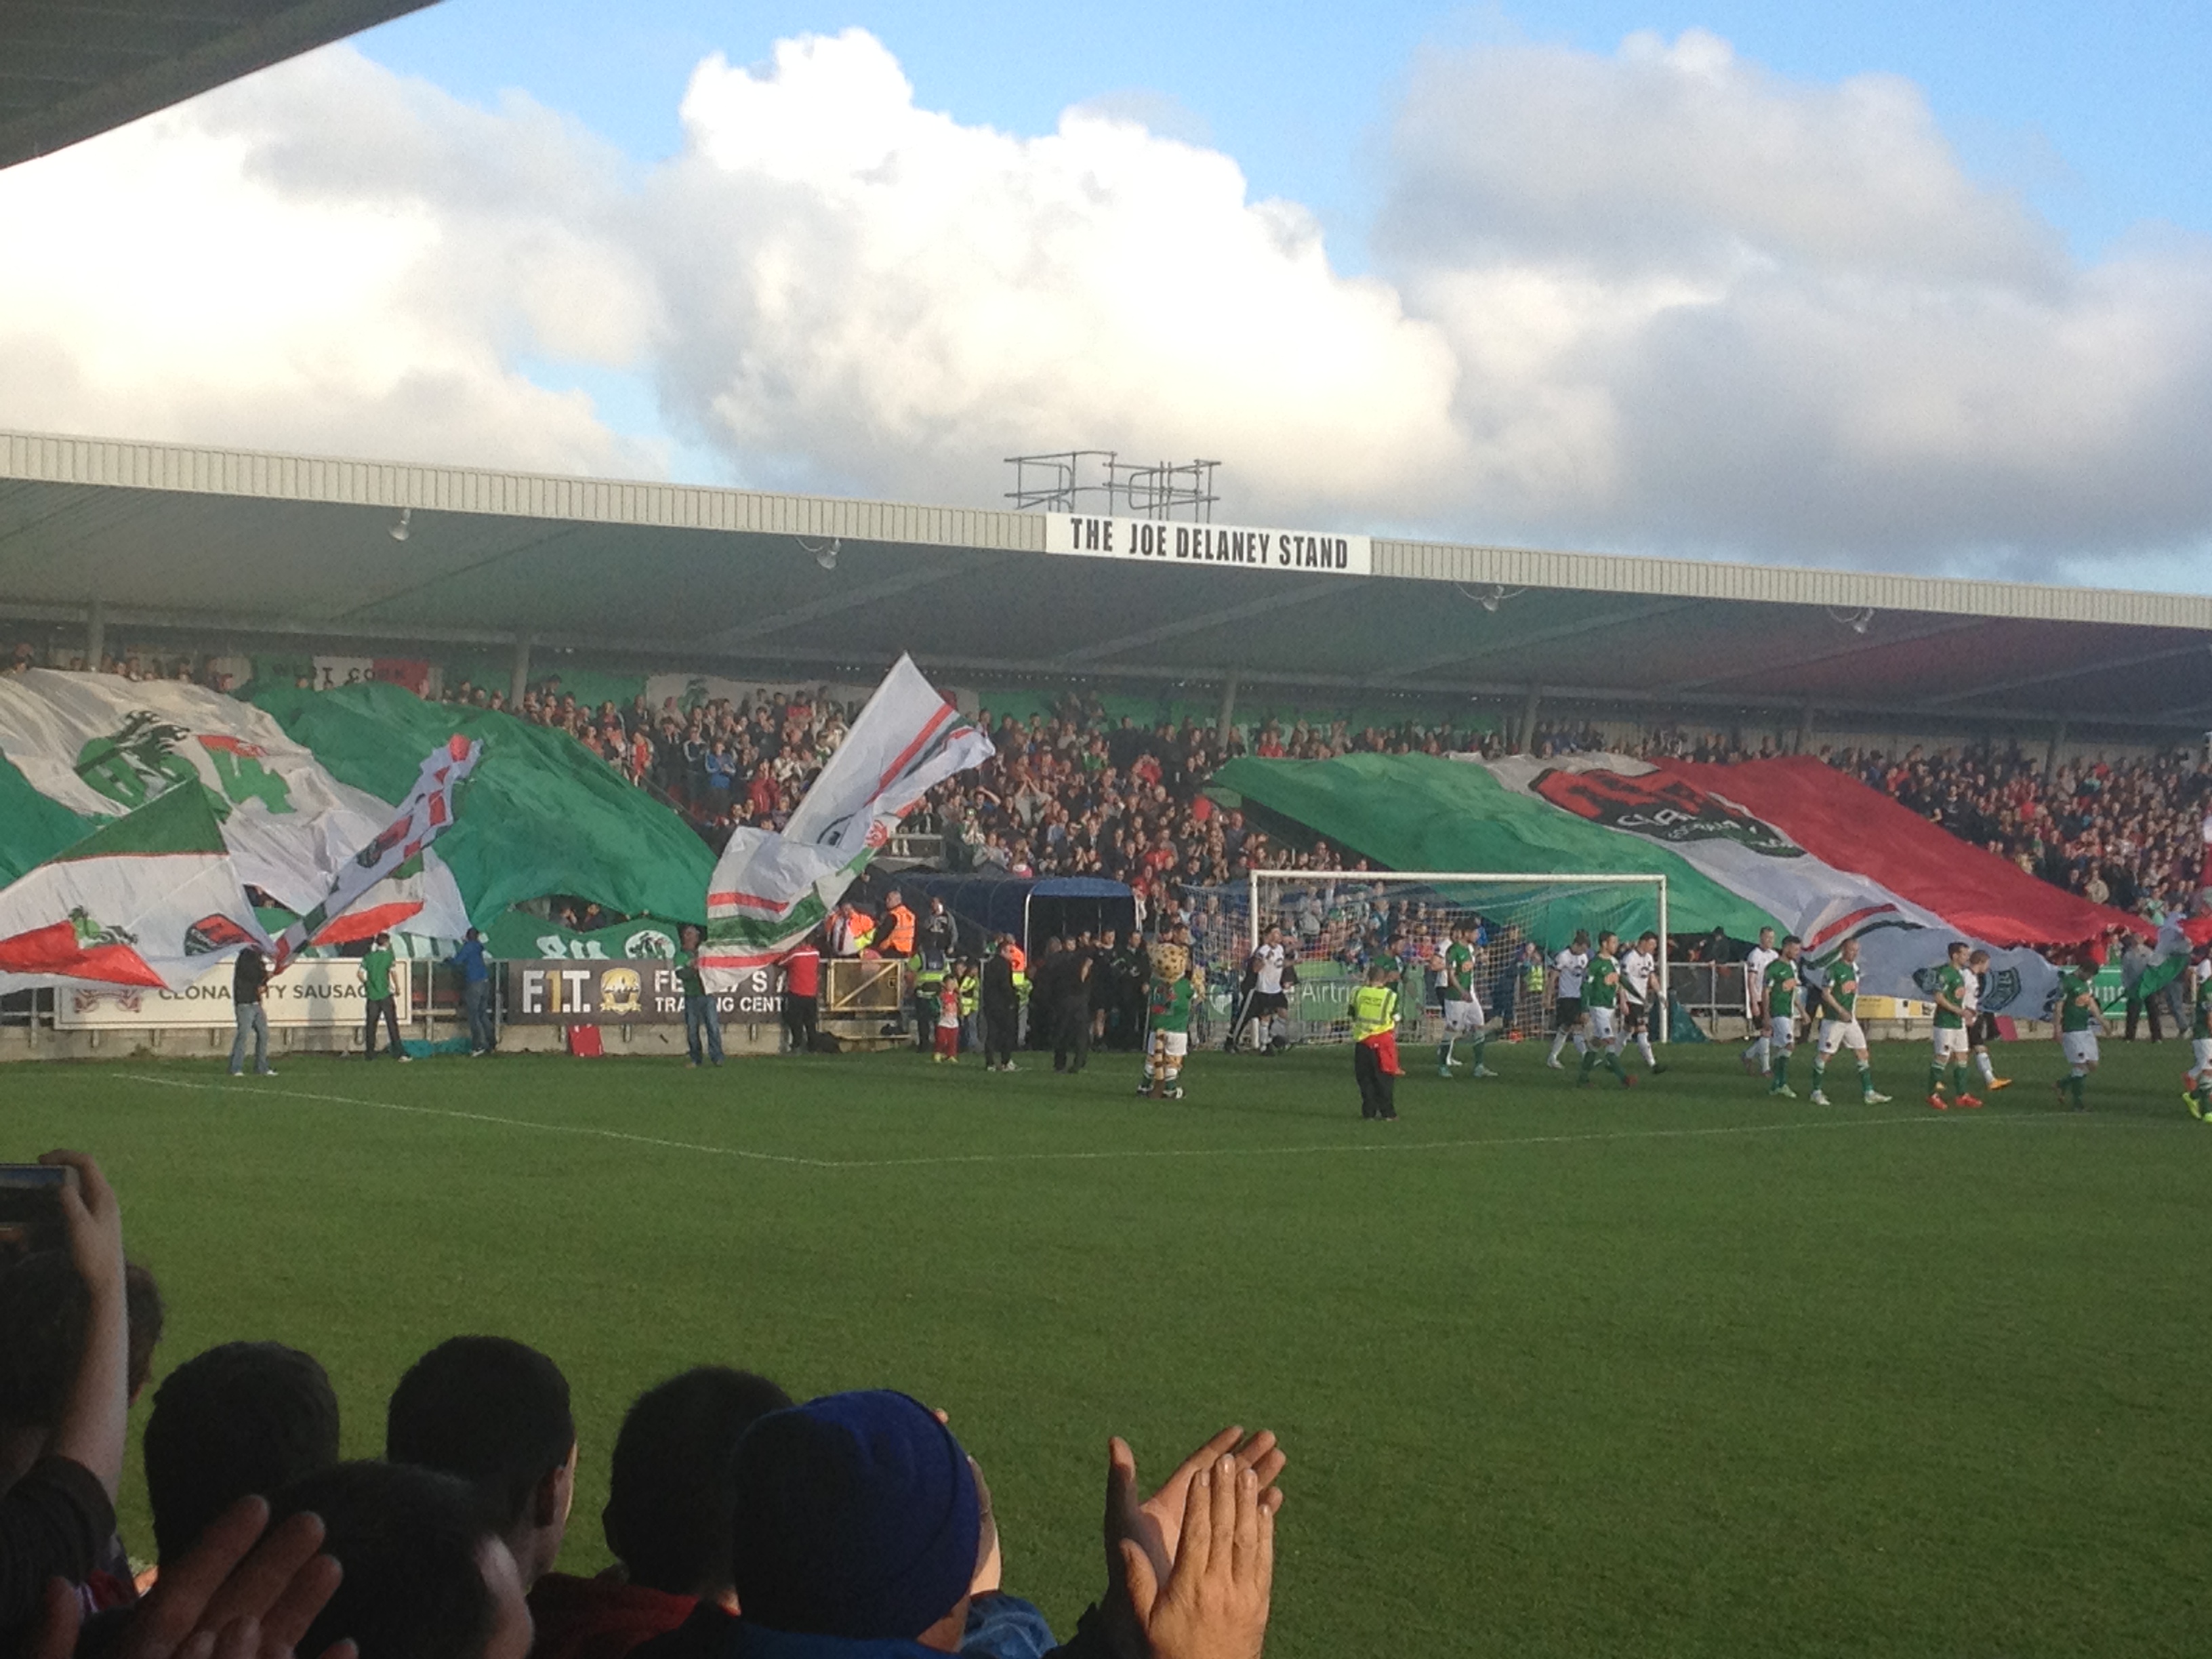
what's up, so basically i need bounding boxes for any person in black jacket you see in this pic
[229,946,275,1076]
[981,939,1021,1072]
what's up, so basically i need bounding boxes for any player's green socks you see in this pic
[1952,1062,1972,1096]
[1771,1053,1789,1090]
[1857,1063,1874,1101]
[1438,1038,1453,1069]
[1809,1059,1825,1094]
[1469,1036,1487,1070]
[1927,1061,1945,1095]
[1605,1049,1628,1080]
[1578,1046,1599,1080]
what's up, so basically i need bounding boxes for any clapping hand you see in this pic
[1115,1456,1275,1659]
[1102,1428,1284,1657]
[32,1496,354,1659]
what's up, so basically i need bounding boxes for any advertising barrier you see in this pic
[55,960,412,1029]
[504,960,780,1025]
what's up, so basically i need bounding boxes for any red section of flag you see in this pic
[0,920,164,986]
[310,899,423,946]
[1653,757,2145,947]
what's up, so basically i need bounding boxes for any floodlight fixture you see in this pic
[389,507,412,542]
[798,536,840,571]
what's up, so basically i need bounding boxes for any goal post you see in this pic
[1187,870,1670,1050]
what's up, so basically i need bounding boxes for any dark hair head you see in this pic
[605,1366,792,1595]
[277,1461,501,1659]
[386,1337,573,1532]
[146,1342,340,1561]
[0,1254,163,1429]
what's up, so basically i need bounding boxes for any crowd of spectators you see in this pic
[13,642,2209,924]
[1815,745,2211,920]
[0,1150,1285,1659]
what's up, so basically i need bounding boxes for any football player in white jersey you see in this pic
[1244,924,1291,1054]
[1740,926,1780,1075]
[1619,929,1666,1073]
[1544,930,1592,1069]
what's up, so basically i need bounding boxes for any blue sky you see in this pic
[359,0,2211,266]
[9,0,2210,584]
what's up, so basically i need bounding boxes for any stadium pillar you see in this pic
[1796,701,1815,754]
[2045,720,2067,781]
[85,600,104,669]
[510,633,531,708]
[1519,685,1542,751]
[1217,674,1239,743]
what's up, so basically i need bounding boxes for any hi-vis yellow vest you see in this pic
[1349,983,1397,1042]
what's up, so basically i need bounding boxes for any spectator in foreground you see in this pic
[0,1153,131,1639]
[278,1461,534,1659]
[144,1341,342,1565]
[386,1336,577,1594]
[529,1367,793,1659]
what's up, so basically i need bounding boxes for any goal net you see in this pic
[1183,872,1670,1050]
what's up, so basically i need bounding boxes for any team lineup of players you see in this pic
[1128,916,2212,1121]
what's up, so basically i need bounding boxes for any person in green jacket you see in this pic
[363,932,409,1061]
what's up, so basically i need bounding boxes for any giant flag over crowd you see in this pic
[0,782,268,991]
[1214,750,2144,1015]
[0,670,468,940]
[701,655,993,986]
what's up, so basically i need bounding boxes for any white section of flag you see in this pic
[701,655,994,985]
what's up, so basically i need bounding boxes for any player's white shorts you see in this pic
[2060,1030,2099,1067]
[1817,1019,1866,1055]
[2192,1038,2212,1076]
[1155,1030,1189,1060]
[1932,1026,1969,1060]
[1587,1006,1616,1043]
[1768,1014,1795,1053]
[1442,996,1483,1035]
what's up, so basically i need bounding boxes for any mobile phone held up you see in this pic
[0,1164,77,1266]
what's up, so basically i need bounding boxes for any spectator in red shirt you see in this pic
[780,933,821,1053]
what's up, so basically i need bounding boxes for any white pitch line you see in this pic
[119,1073,844,1168]
[118,1071,2139,1173]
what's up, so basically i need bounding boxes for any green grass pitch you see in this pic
[8,1034,2209,1657]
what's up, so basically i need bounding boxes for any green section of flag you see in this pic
[49,773,227,861]
[0,751,102,882]
[1212,752,1784,942]
[249,683,713,926]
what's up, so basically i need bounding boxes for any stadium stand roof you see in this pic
[4,428,2211,735]
[0,0,436,170]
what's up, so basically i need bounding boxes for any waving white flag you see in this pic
[701,656,991,985]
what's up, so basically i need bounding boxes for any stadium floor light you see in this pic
[798,535,839,571]
[389,506,412,542]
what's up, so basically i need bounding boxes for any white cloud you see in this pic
[4,27,2211,577]
[0,47,661,476]
[642,29,1462,507]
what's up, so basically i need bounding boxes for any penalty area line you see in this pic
[119,1072,2135,1172]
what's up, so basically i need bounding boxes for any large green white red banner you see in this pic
[0,670,466,941]
[1470,754,2137,1015]
[0,783,268,991]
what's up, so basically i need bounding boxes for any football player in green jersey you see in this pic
[1434,922,1498,1079]
[2052,948,2104,1111]
[1809,937,1890,1105]
[1927,941,1982,1111]
[1761,937,1803,1097]
[1576,931,1637,1088]
[2186,960,2212,1121]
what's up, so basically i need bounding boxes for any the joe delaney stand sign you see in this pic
[1046,514,1372,575]
[505,961,780,1025]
